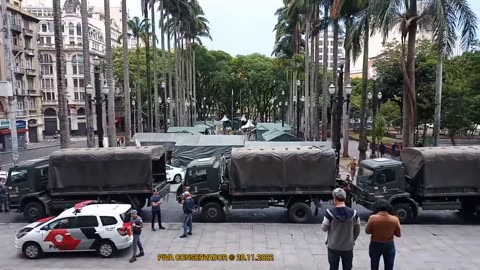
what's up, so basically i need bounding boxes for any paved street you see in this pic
[0,138,87,170]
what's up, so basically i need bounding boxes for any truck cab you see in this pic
[177,157,224,204]
[6,158,50,211]
[354,158,417,222]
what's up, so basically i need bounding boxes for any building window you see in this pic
[41,78,54,88]
[69,22,75,35]
[25,37,32,49]
[43,92,56,101]
[73,78,84,88]
[17,100,24,111]
[27,78,34,90]
[40,54,54,75]
[72,55,84,74]
[41,23,47,32]
[77,23,82,35]
[28,98,36,110]
[25,57,33,69]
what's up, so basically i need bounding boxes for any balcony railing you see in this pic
[23,28,34,36]
[25,48,35,55]
[11,24,22,32]
[16,110,27,117]
[42,100,58,105]
[12,44,23,52]
[14,67,25,75]
[26,68,36,76]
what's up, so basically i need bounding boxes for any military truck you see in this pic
[353,146,480,223]
[177,146,338,223]
[6,146,170,222]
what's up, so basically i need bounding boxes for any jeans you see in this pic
[151,209,162,229]
[0,196,8,211]
[369,241,396,270]
[183,213,192,235]
[131,234,144,258]
[328,248,353,270]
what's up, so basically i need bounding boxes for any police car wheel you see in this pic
[22,242,43,259]
[97,241,116,258]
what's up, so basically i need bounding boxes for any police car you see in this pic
[15,201,133,259]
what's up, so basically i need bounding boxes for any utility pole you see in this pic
[1,0,20,165]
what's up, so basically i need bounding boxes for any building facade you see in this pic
[0,0,43,149]
[25,0,128,136]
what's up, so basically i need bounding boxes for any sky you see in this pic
[124,0,480,57]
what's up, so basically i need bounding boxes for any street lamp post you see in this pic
[329,60,353,176]
[86,56,108,147]
[368,77,382,158]
[132,100,136,134]
[296,80,301,137]
[281,90,286,127]
[161,82,167,132]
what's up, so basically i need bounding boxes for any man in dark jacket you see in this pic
[180,191,195,238]
[150,189,165,231]
[322,188,361,270]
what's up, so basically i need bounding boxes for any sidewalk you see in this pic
[1,222,478,270]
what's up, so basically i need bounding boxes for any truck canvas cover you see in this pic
[174,135,245,167]
[229,146,336,193]
[48,146,164,194]
[401,146,480,189]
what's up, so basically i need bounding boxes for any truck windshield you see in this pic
[358,166,374,185]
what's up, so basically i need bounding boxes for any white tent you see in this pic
[220,115,229,122]
[241,119,255,129]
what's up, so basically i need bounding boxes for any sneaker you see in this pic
[187,231,192,235]
[136,252,144,257]
[129,257,136,263]
[180,234,187,238]
[159,226,166,230]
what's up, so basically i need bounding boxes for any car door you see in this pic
[165,165,173,181]
[72,216,102,251]
[41,217,79,252]
[99,216,120,242]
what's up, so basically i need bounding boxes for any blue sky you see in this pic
[129,0,480,56]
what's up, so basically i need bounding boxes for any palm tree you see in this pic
[104,0,116,146]
[345,0,370,160]
[319,0,333,142]
[159,0,168,132]
[80,0,94,147]
[52,0,70,148]
[128,17,150,133]
[141,0,152,131]
[121,0,131,142]
[148,0,160,132]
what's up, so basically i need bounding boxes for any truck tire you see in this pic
[23,201,46,222]
[201,202,226,222]
[288,202,312,223]
[393,203,414,223]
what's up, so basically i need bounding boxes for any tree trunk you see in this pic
[342,19,352,157]
[304,19,310,140]
[167,18,173,127]
[309,31,315,140]
[314,22,320,141]
[160,4,167,132]
[193,45,197,123]
[104,0,116,146]
[144,1,151,131]
[331,18,339,148]
[433,59,443,146]
[403,0,418,148]
[358,21,369,161]
[174,30,180,126]
[81,0,94,147]
[53,0,70,148]
[121,0,131,142]
[321,6,329,141]
[136,38,143,133]
[152,0,159,132]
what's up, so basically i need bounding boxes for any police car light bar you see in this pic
[73,200,97,213]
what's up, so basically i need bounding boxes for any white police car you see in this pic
[15,201,133,259]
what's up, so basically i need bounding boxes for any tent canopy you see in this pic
[401,146,480,190]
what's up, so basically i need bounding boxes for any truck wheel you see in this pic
[288,202,312,223]
[23,202,46,222]
[393,203,414,223]
[201,202,225,222]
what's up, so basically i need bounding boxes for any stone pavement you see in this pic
[1,221,479,270]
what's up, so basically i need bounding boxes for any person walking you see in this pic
[365,199,402,270]
[150,189,165,231]
[391,142,398,159]
[347,157,358,179]
[180,191,195,238]
[129,210,144,263]
[0,180,9,213]
[379,142,386,158]
[322,188,361,270]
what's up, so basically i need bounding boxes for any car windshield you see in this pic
[358,166,375,185]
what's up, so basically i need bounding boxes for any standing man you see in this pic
[150,188,165,231]
[129,210,144,263]
[347,157,358,179]
[180,191,195,238]
[0,180,8,213]
[379,142,386,158]
[322,188,361,270]
[391,142,398,159]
